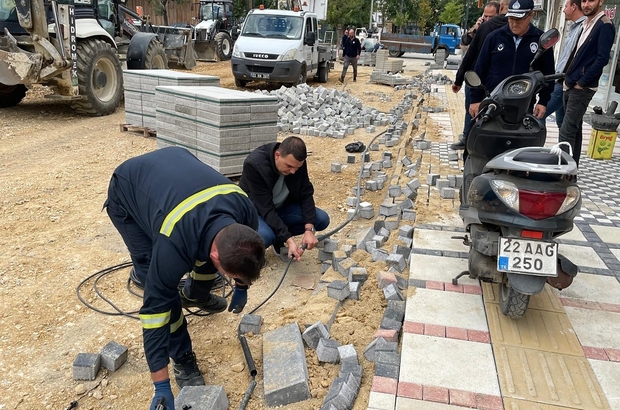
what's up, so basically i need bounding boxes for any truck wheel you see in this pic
[71,39,123,116]
[499,281,530,319]
[0,84,27,108]
[215,32,232,61]
[317,65,328,83]
[388,50,401,57]
[145,40,168,69]
[235,78,247,87]
[398,52,405,57]
[294,63,307,86]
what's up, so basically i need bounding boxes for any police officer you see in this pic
[105,147,264,410]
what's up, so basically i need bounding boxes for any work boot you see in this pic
[450,134,466,150]
[173,351,205,389]
[129,267,144,290]
[179,289,227,313]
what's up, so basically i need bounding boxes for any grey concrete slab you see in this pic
[405,288,487,332]
[175,385,228,410]
[558,244,608,269]
[557,225,587,242]
[591,225,620,245]
[553,272,620,304]
[564,307,620,350]
[367,391,396,410]
[409,254,477,286]
[396,398,459,409]
[412,229,469,254]
[400,333,500,396]
[589,360,620,410]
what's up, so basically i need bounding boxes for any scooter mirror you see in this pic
[464,70,482,87]
[539,28,560,50]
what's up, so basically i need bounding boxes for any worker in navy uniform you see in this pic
[104,147,264,410]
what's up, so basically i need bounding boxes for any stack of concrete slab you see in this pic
[375,50,403,73]
[359,52,376,66]
[123,69,220,130]
[370,71,410,87]
[155,86,278,175]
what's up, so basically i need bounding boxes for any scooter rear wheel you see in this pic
[499,281,530,319]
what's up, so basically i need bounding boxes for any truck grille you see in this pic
[243,52,279,60]
[248,65,273,74]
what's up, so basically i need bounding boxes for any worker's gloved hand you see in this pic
[228,287,248,314]
[150,379,175,410]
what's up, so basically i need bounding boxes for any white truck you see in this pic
[231,6,335,87]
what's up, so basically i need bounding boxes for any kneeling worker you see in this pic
[104,147,265,409]
[239,136,330,261]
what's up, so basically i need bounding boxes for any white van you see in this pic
[231,8,334,87]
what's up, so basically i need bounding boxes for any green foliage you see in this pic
[439,0,463,24]
[417,0,433,33]
[326,0,371,29]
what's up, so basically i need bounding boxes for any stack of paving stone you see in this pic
[123,69,220,130]
[358,52,376,66]
[369,71,410,86]
[155,86,278,175]
[258,84,393,138]
[375,49,403,73]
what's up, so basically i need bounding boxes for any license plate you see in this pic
[250,73,270,79]
[497,237,558,276]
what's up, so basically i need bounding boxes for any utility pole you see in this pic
[369,0,374,30]
[464,0,470,30]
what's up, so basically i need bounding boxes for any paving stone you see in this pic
[331,163,342,173]
[327,280,350,301]
[371,248,389,262]
[374,328,399,343]
[317,338,341,363]
[392,244,411,260]
[323,238,339,253]
[175,385,229,410]
[441,187,456,199]
[383,283,404,301]
[384,215,401,230]
[355,227,376,251]
[375,362,400,379]
[100,341,128,371]
[348,282,361,300]
[72,353,101,381]
[386,253,407,272]
[399,225,414,238]
[302,322,330,349]
[338,344,359,365]
[239,314,262,335]
[377,270,397,289]
[263,323,311,406]
[349,267,368,283]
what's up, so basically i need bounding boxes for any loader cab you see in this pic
[0,0,25,34]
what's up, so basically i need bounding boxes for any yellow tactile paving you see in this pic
[486,303,583,356]
[482,282,565,313]
[503,398,590,409]
[494,345,610,409]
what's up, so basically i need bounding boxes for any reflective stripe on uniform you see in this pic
[189,270,218,281]
[170,314,184,333]
[160,184,247,237]
[140,311,171,329]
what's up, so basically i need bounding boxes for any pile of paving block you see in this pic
[72,340,128,381]
[369,71,411,87]
[256,84,394,138]
[359,52,377,66]
[154,86,278,175]
[426,172,463,199]
[375,49,404,73]
[122,69,220,130]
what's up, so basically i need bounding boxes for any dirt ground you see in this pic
[0,57,460,409]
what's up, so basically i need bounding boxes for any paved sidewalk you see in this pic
[368,76,620,410]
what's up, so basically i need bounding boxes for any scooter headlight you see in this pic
[491,180,519,211]
[557,185,581,214]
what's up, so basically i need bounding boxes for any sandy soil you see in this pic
[0,57,459,409]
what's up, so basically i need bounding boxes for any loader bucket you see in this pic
[155,26,197,70]
[0,48,43,85]
[194,41,217,62]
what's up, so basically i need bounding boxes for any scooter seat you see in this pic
[513,151,568,165]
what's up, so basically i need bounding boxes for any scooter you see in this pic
[453,29,581,319]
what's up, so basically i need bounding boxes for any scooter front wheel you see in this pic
[499,281,530,319]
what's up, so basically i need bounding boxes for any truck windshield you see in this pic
[200,4,221,20]
[0,0,17,22]
[241,14,302,39]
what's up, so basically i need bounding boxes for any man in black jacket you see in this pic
[239,136,330,261]
[105,147,265,409]
[340,28,362,82]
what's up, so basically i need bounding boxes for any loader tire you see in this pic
[71,39,123,116]
[388,49,401,57]
[0,84,27,108]
[499,281,530,319]
[145,40,168,69]
[215,32,232,61]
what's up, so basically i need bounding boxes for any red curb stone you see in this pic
[377,270,397,289]
[583,346,609,360]
[426,281,445,290]
[468,330,491,343]
[599,302,620,313]
[371,376,398,394]
[374,328,399,343]
[444,282,464,293]
[403,321,424,334]
[424,324,446,337]
[446,326,468,340]
[449,388,476,408]
[423,385,449,403]
[475,393,503,410]
[463,284,483,295]
[605,348,620,362]
[560,297,586,308]
[397,381,422,399]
